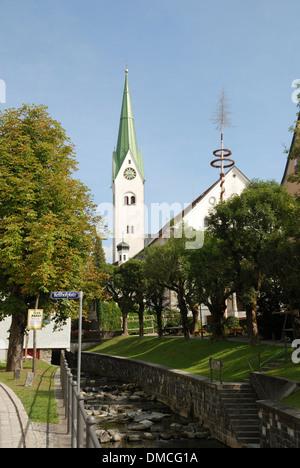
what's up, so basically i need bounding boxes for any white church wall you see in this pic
[183,168,248,232]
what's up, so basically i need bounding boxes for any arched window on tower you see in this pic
[124,192,136,205]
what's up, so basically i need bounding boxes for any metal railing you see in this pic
[246,339,289,373]
[60,351,101,448]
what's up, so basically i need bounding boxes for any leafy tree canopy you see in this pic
[0,104,104,369]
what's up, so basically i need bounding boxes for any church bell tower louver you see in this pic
[112,70,145,264]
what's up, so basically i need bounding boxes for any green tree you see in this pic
[0,104,100,370]
[120,260,148,337]
[262,197,300,338]
[105,264,136,335]
[97,300,122,333]
[208,180,297,345]
[144,278,166,339]
[84,234,109,322]
[143,226,198,340]
[188,232,237,341]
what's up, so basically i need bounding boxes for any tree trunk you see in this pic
[191,306,199,334]
[155,305,163,339]
[246,301,260,345]
[122,311,129,336]
[6,313,27,372]
[177,293,190,340]
[138,303,144,338]
[209,305,226,341]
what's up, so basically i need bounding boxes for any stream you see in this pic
[79,372,227,449]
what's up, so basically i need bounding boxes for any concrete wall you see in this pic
[80,351,241,448]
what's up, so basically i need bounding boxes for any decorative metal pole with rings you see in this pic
[211,88,235,200]
[210,147,235,201]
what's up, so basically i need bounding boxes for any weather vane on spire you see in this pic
[211,88,235,200]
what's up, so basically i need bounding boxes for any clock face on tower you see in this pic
[123,167,136,180]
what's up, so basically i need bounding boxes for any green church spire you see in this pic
[113,70,144,181]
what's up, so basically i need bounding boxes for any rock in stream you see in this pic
[79,374,222,449]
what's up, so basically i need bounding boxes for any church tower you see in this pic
[112,70,145,264]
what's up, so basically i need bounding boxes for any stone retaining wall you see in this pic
[250,372,300,400]
[80,352,241,447]
[258,400,300,448]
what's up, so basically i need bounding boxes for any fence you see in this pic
[246,339,289,372]
[121,315,155,334]
[60,350,101,448]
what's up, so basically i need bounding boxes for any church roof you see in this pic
[281,113,299,194]
[144,166,249,249]
[113,70,144,181]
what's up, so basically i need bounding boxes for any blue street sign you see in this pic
[51,291,79,299]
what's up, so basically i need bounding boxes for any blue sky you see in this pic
[0,0,299,260]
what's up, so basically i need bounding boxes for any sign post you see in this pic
[51,291,83,392]
[209,357,223,384]
[27,308,43,375]
[27,309,44,331]
[77,291,83,393]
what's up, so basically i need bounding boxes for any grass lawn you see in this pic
[0,360,59,423]
[266,360,300,381]
[88,335,297,383]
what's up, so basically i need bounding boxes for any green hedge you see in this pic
[97,301,122,331]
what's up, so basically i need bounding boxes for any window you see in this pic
[131,226,134,234]
[127,225,130,234]
[204,217,209,227]
[124,192,136,205]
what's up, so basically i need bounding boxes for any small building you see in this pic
[0,316,71,364]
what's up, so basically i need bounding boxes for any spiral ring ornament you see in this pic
[210,149,235,171]
[210,148,235,200]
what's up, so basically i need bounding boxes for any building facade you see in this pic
[282,117,299,196]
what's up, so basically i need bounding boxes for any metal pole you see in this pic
[67,370,72,434]
[77,394,85,448]
[32,294,39,375]
[77,290,83,394]
[71,380,77,448]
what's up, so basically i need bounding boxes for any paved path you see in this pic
[0,368,71,448]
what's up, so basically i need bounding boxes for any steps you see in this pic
[218,383,261,447]
[261,359,286,372]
